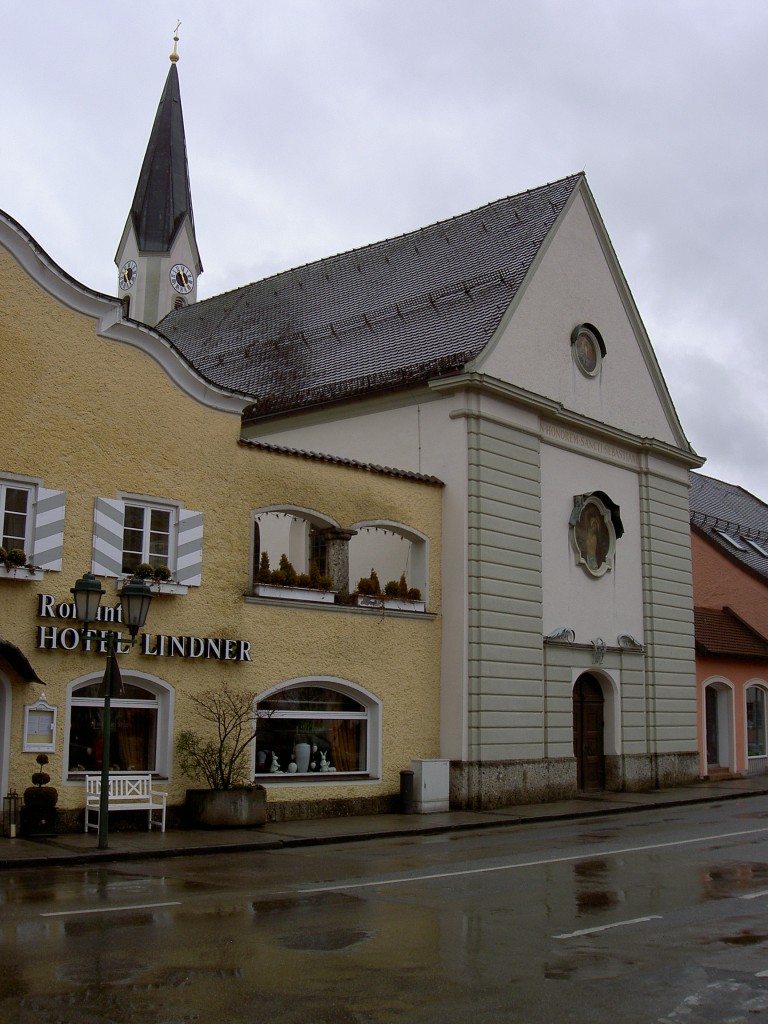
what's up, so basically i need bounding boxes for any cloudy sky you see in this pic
[2,1,766,497]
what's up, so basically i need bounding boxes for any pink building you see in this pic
[690,473,768,778]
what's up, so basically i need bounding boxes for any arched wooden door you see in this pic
[573,674,605,791]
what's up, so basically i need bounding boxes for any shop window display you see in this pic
[256,685,369,776]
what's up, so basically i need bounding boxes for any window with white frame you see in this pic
[0,475,65,577]
[1,482,30,552]
[92,496,203,587]
[122,503,172,574]
[67,675,173,775]
[747,686,768,757]
[255,681,379,778]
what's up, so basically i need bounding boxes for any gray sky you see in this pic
[2,1,766,498]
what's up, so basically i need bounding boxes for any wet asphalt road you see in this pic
[3,797,768,1023]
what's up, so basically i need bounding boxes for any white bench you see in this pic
[84,773,167,833]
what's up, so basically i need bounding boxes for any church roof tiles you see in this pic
[158,174,582,418]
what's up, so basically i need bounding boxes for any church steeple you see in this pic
[115,25,202,325]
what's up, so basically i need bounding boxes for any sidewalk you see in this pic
[3,775,768,869]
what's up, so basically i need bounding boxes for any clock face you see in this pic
[170,264,194,294]
[119,260,138,291]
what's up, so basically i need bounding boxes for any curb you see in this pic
[3,783,768,870]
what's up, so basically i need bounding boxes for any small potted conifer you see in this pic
[22,753,59,837]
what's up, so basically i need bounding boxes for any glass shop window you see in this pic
[747,686,768,758]
[255,685,368,776]
[68,681,158,773]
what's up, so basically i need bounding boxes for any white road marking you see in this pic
[553,915,663,939]
[41,901,181,918]
[298,826,768,893]
[740,889,768,901]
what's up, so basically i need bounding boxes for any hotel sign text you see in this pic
[35,594,252,662]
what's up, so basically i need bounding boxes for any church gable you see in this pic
[473,181,691,451]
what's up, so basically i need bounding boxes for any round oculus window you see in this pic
[572,326,602,378]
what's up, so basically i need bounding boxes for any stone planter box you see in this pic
[355,595,426,613]
[185,787,267,828]
[253,584,335,604]
[21,806,58,837]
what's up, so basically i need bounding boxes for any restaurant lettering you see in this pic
[35,594,251,662]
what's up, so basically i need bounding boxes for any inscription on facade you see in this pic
[35,594,251,662]
[541,422,641,466]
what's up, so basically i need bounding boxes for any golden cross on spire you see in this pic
[170,20,181,63]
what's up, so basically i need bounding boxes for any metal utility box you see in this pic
[411,759,450,813]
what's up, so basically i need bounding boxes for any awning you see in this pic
[0,638,44,683]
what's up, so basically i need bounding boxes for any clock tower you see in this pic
[115,29,202,326]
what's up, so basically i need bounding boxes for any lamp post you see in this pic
[71,572,153,849]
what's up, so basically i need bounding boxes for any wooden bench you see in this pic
[84,772,167,833]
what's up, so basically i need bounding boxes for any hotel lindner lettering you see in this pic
[36,595,252,662]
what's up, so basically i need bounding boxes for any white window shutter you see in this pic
[92,498,125,578]
[32,487,66,571]
[175,509,203,586]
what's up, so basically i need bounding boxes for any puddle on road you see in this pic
[252,891,376,951]
[277,926,375,952]
[575,831,620,843]
[719,930,768,946]
[573,859,608,878]
[543,950,640,982]
[58,956,151,985]
[575,890,623,912]
[251,892,363,915]
[571,859,624,914]
[63,912,159,937]
[699,861,768,899]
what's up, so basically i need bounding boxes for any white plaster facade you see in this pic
[242,177,704,806]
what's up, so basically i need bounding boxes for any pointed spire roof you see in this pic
[130,60,197,255]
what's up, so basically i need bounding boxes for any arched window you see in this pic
[255,679,380,779]
[746,686,768,758]
[349,520,428,603]
[66,673,174,777]
[250,507,339,587]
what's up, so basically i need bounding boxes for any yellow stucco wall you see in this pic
[0,242,442,819]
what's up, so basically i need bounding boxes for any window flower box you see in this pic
[253,583,336,604]
[116,577,189,596]
[0,564,45,582]
[355,595,426,613]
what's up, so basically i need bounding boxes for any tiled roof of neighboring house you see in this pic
[158,174,582,417]
[689,471,768,583]
[238,439,443,485]
[694,606,768,660]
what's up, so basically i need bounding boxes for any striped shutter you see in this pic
[175,508,203,586]
[32,487,66,571]
[92,498,125,578]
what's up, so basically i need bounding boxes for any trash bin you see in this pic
[400,769,414,814]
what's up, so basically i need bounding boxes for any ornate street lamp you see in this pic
[71,572,153,849]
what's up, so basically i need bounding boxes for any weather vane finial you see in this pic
[170,20,181,63]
